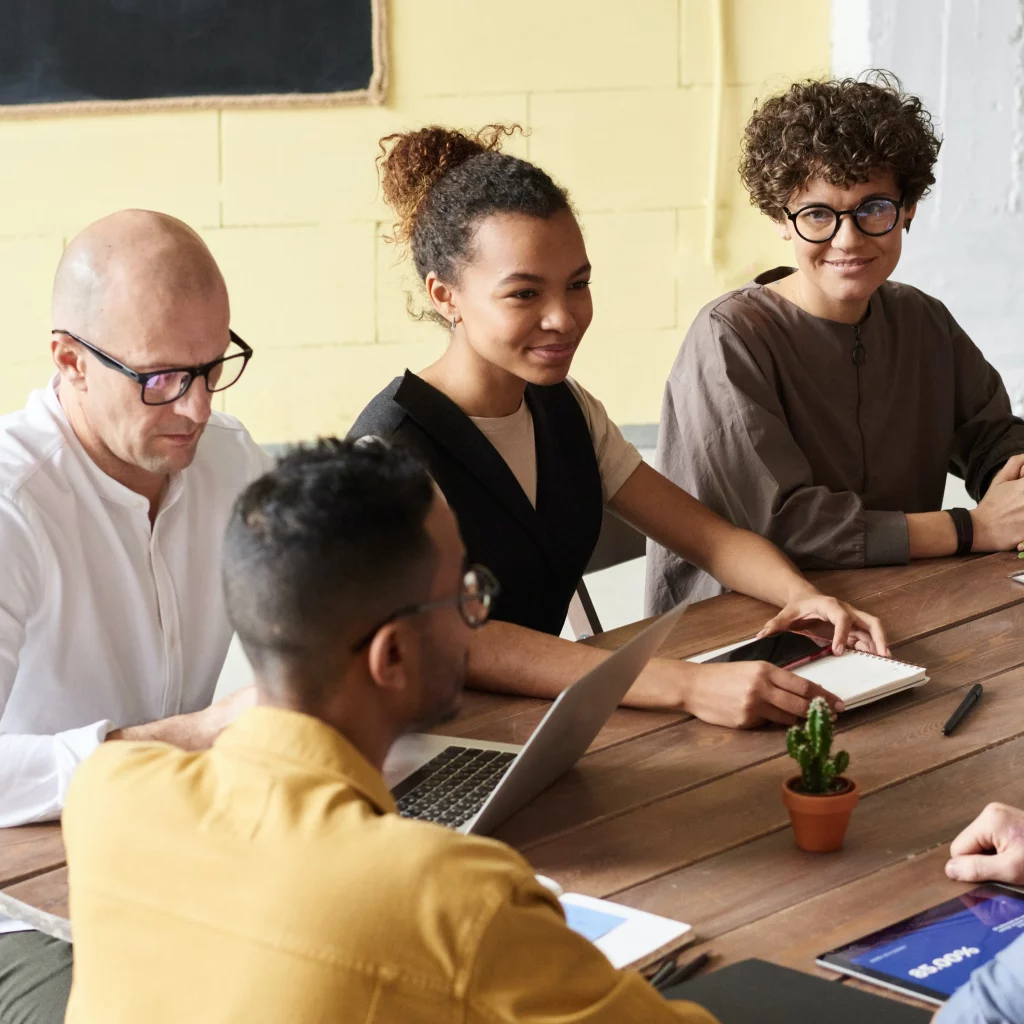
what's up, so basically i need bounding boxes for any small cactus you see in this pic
[785,696,850,794]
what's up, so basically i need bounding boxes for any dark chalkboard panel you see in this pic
[0,0,385,115]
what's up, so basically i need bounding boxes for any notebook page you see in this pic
[793,651,926,703]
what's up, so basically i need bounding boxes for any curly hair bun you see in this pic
[377,124,522,245]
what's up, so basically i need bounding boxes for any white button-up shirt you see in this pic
[0,382,271,835]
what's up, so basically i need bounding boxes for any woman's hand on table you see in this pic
[629,658,843,729]
[682,660,845,728]
[625,589,886,728]
[756,592,889,657]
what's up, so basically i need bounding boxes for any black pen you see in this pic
[648,955,679,989]
[655,951,712,991]
[942,684,983,736]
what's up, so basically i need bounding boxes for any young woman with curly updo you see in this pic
[350,125,886,730]
[647,73,1024,612]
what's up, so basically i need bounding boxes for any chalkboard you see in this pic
[0,0,386,116]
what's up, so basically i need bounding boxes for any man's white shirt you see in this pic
[0,380,271,849]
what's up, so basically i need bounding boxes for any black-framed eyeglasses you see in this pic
[52,328,253,406]
[351,564,500,653]
[783,193,906,244]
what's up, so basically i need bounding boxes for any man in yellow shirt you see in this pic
[62,438,715,1023]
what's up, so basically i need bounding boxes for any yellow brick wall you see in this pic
[0,0,829,442]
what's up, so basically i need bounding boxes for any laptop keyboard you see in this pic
[394,746,517,829]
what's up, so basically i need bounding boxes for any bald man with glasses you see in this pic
[0,209,270,1024]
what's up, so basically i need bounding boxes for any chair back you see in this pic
[567,510,647,638]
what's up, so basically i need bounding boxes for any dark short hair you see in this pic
[739,70,942,219]
[222,438,437,704]
[377,125,572,325]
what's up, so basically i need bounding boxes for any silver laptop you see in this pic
[382,603,687,835]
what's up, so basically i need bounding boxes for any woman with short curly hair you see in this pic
[647,73,1024,613]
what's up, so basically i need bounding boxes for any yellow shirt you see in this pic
[63,706,716,1024]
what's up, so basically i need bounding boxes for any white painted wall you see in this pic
[832,0,1024,409]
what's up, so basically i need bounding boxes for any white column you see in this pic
[831,0,1024,409]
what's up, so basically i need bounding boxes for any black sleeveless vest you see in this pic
[349,371,604,636]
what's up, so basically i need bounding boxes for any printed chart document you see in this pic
[560,893,691,968]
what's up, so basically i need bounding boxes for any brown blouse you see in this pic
[647,268,1024,610]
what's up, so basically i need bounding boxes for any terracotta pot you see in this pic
[781,776,859,853]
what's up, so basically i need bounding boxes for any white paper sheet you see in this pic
[560,892,691,969]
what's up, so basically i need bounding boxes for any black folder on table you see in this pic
[665,959,930,1022]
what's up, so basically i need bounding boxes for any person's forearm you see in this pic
[107,711,211,750]
[610,465,818,610]
[465,621,699,711]
[466,621,611,699]
[107,687,252,750]
[698,526,819,608]
[906,511,959,558]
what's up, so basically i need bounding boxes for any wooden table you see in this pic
[6,552,1024,1010]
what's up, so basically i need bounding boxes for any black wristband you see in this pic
[947,507,974,557]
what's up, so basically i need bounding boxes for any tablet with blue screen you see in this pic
[817,884,1024,1005]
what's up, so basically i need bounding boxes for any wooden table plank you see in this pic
[3,866,69,921]
[860,552,1024,645]
[686,845,970,976]
[436,689,685,755]
[590,553,1022,660]
[522,664,1024,895]
[807,555,981,602]
[588,556,977,657]
[496,600,1024,849]
[614,732,1024,935]
[0,825,66,889]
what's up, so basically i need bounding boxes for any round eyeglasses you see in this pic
[351,564,500,652]
[52,329,252,406]
[783,194,905,244]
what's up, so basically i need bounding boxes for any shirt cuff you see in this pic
[863,510,910,566]
[54,719,114,794]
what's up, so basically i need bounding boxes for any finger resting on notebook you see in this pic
[847,628,880,653]
[850,611,888,656]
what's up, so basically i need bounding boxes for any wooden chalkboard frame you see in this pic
[0,0,387,118]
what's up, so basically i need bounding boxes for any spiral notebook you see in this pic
[789,650,928,708]
[691,642,928,709]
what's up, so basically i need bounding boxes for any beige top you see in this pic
[470,379,643,507]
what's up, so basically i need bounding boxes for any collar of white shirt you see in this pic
[38,379,188,515]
